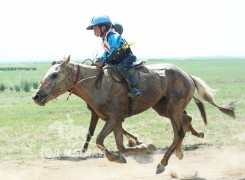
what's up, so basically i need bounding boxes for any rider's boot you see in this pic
[118,67,142,98]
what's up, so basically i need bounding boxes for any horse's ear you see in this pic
[51,61,57,66]
[61,55,70,67]
[64,55,70,65]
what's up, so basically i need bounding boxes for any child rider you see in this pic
[86,15,142,98]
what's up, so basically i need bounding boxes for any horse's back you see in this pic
[105,63,194,93]
[146,63,192,81]
[146,63,195,97]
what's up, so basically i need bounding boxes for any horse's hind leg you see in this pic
[174,111,205,160]
[174,113,202,160]
[158,112,185,174]
[189,124,204,138]
[153,98,186,174]
[182,111,204,138]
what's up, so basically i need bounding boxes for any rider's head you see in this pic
[112,22,123,35]
[86,15,112,38]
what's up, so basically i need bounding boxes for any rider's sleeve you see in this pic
[105,34,124,63]
[106,34,124,59]
[99,33,124,65]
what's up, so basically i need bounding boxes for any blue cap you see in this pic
[86,15,112,30]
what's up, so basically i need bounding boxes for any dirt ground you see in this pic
[0,146,245,180]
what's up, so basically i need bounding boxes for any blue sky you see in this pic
[0,0,245,62]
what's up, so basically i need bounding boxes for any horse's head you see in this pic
[32,55,73,106]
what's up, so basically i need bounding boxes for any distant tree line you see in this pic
[0,67,37,71]
[0,81,39,92]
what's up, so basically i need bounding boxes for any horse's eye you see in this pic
[51,73,58,79]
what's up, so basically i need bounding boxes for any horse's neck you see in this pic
[70,63,100,79]
[70,63,100,100]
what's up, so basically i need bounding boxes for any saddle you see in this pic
[105,60,146,83]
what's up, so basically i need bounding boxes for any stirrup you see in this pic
[128,88,142,98]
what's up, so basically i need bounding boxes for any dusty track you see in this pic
[0,146,245,180]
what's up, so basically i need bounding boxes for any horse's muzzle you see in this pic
[32,93,45,106]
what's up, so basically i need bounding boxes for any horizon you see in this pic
[1,55,245,65]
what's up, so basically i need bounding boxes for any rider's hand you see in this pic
[95,62,103,68]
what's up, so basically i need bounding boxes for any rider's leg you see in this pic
[117,66,142,98]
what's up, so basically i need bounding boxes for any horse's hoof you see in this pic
[117,155,127,163]
[147,144,157,152]
[82,148,87,153]
[156,163,165,174]
[128,139,137,147]
[199,132,204,138]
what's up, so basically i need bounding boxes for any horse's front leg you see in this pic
[83,104,143,153]
[96,116,126,163]
[123,129,143,147]
[114,123,156,154]
[82,105,99,153]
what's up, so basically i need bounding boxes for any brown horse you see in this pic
[32,56,235,174]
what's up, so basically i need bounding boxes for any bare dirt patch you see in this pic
[0,146,245,180]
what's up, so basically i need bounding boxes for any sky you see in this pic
[0,0,245,62]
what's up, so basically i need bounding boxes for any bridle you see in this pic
[67,64,80,100]
[40,63,97,102]
[40,64,81,101]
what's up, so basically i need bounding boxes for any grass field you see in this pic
[0,59,245,160]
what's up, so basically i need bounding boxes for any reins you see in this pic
[66,64,80,100]
[66,64,97,100]
[66,75,97,100]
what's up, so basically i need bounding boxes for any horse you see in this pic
[32,56,235,174]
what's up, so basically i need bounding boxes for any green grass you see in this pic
[0,59,245,161]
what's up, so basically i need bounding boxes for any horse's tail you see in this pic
[190,75,235,118]
[193,96,207,125]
